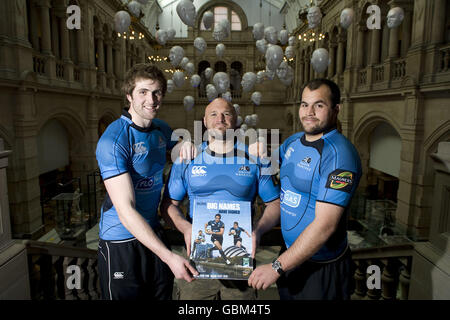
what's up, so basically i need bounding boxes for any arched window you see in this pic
[214,61,227,72]
[198,60,211,98]
[230,61,243,98]
[200,6,242,31]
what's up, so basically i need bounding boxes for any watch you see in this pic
[272,259,284,275]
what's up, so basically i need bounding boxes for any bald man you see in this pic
[161,98,280,300]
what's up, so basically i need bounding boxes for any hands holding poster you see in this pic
[190,199,253,280]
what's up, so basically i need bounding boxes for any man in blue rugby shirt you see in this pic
[248,79,362,300]
[96,64,198,300]
[161,97,280,300]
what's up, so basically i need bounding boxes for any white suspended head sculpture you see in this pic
[216,43,226,58]
[311,48,330,73]
[256,39,268,54]
[190,74,201,88]
[264,26,278,44]
[169,46,184,67]
[204,67,213,80]
[180,57,189,69]
[387,7,405,28]
[166,79,174,93]
[307,6,323,29]
[167,28,176,40]
[114,11,131,34]
[251,91,262,105]
[285,45,295,59]
[202,11,214,30]
[288,35,296,46]
[194,37,207,54]
[206,84,218,102]
[265,44,284,71]
[253,22,265,40]
[184,62,195,76]
[340,8,355,30]
[155,29,168,46]
[183,95,195,111]
[241,72,257,93]
[172,70,185,87]
[176,0,196,27]
[212,72,230,94]
[222,91,232,103]
[256,70,266,84]
[127,1,141,17]
[279,29,289,46]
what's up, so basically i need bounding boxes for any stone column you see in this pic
[396,88,425,240]
[430,0,446,45]
[9,87,43,238]
[51,13,60,58]
[337,33,345,75]
[95,29,105,90]
[37,0,52,55]
[29,3,40,50]
[328,42,336,78]
[357,26,365,67]
[388,24,399,59]
[57,7,73,81]
[401,7,412,56]
[0,139,30,300]
[370,28,381,65]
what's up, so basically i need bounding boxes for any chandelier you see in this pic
[299,31,325,43]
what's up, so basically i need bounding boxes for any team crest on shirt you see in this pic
[297,155,312,172]
[326,169,355,193]
[133,142,148,155]
[236,165,252,177]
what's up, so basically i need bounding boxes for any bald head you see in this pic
[203,98,237,139]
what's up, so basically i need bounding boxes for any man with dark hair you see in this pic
[249,78,362,300]
[96,63,198,300]
[205,214,230,264]
[229,221,251,250]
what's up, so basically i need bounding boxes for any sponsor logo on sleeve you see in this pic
[325,169,355,193]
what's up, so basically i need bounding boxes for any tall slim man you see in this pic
[96,64,197,300]
[249,79,362,300]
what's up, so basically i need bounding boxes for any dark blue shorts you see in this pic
[277,246,355,300]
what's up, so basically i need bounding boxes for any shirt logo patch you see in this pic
[285,147,294,160]
[135,176,155,190]
[158,136,166,148]
[281,189,301,208]
[192,166,207,177]
[297,156,312,171]
[133,142,147,155]
[326,169,355,193]
[236,165,252,177]
[302,157,312,164]
[113,272,124,280]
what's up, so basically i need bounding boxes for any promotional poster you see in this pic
[191,199,253,280]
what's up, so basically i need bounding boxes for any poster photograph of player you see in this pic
[190,199,253,280]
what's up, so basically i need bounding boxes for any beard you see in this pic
[301,115,336,136]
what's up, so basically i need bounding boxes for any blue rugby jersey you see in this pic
[279,129,361,261]
[96,109,177,240]
[165,140,280,219]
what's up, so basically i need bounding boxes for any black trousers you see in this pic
[277,247,355,300]
[97,229,174,300]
